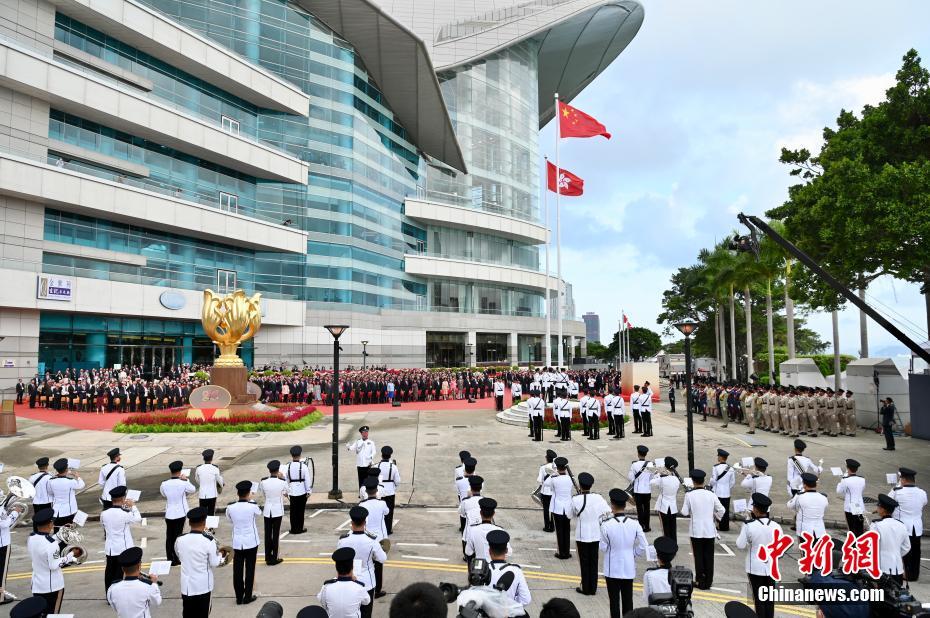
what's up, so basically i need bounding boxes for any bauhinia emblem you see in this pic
[201,289,262,367]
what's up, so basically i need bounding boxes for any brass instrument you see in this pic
[55,524,87,566]
[302,456,315,490]
[0,476,35,526]
[531,462,557,506]
[217,544,234,567]
[733,465,763,478]
[380,538,391,553]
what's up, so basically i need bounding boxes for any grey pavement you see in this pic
[0,399,926,617]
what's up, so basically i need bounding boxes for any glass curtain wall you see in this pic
[476,333,509,364]
[426,332,467,368]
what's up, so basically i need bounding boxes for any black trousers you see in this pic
[718,497,731,531]
[384,495,396,534]
[553,513,571,557]
[36,589,63,617]
[233,545,257,603]
[845,512,864,536]
[748,573,775,618]
[905,534,921,581]
[634,493,651,531]
[459,515,466,533]
[660,510,677,544]
[166,517,186,563]
[616,414,625,438]
[357,467,368,487]
[691,537,715,588]
[264,516,282,563]
[576,540,599,593]
[606,577,633,618]
[53,513,75,534]
[559,417,571,440]
[361,590,374,618]
[33,503,51,532]
[495,395,504,411]
[884,423,896,449]
[607,412,615,435]
[670,398,676,413]
[532,415,543,441]
[0,545,8,590]
[642,411,653,435]
[104,554,122,592]
[555,414,562,438]
[588,416,599,439]
[541,495,552,530]
[182,592,211,617]
[632,409,641,432]
[200,498,217,517]
[375,559,384,593]
[582,412,590,436]
[289,494,308,532]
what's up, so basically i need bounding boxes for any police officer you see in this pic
[786,439,822,496]
[640,382,654,437]
[554,389,571,441]
[527,390,545,442]
[643,536,678,604]
[227,480,261,605]
[579,388,591,437]
[47,458,84,531]
[336,506,387,618]
[612,388,626,440]
[318,547,371,618]
[488,530,531,616]
[787,473,828,540]
[889,467,928,581]
[650,456,681,543]
[465,498,509,563]
[174,507,223,617]
[739,457,773,498]
[586,394,602,440]
[101,486,141,592]
[160,461,195,566]
[872,493,911,585]
[99,448,126,511]
[347,426,376,487]
[284,446,312,534]
[0,479,20,604]
[106,546,161,617]
[376,447,400,534]
[195,449,224,516]
[537,450,557,532]
[600,488,647,618]
[681,469,724,589]
[629,445,653,532]
[453,450,471,482]
[836,458,866,535]
[571,472,609,595]
[708,448,736,532]
[494,377,506,412]
[735,493,780,618]
[631,385,642,433]
[29,508,77,615]
[544,457,575,560]
[455,458,479,534]
[605,388,617,435]
[259,460,287,566]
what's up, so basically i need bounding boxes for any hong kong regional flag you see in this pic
[547,161,584,196]
[559,101,611,139]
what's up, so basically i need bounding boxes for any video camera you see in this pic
[439,559,524,618]
[647,566,695,618]
[799,570,925,617]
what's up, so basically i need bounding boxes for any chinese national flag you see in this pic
[547,161,584,196]
[559,101,611,139]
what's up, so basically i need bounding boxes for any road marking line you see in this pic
[716,543,735,557]
[519,564,542,569]
[401,555,449,562]
[397,543,439,547]
[427,510,459,514]
[712,587,741,594]
[309,509,330,519]
[538,548,574,552]
[318,552,332,556]
[282,539,311,544]
[280,531,289,540]
[83,560,104,565]
[335,519,351,531]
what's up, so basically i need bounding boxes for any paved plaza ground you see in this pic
[0,394,927,617]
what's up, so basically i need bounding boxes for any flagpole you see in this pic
[626,320,631,362]
[544,156,552,368]
[555,92,564,369]
[618,310,623,365]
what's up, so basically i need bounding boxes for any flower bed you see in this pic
[113,406,322,433]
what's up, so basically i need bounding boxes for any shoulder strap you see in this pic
[104,464,123,483]
[631,461,648,483]
[715,464,730,482]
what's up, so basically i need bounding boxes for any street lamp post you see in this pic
[675,320,699,472]
[361,340,369,370]
[325,324,349,500]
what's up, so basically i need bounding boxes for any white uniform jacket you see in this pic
[735,516,783,575]
[317,577,370,618]
[709,463,736,499]
[196,463,224,500]
[48,475,85,517]
[160,477,196,520]
[358,497,390,540]
[889,485,928,536]
[870,517,911,575]
[544,474,575,516]
[336,530,387,591]
[376,460,400,497]
[107,576,162,617]
[259,476,288,518]
[681,488,725,538]
[489,561,532,606]
[29,532,74,593]
[174,531,222,596]
[787,490,828,538]
[836,475,866,515]
[101,505,142,556]
[570,492,610,542]
[599,513,647,579]
[628,460,653,495]
[741,474,773,497]
[226,500,262,550]
[99,462,126,502]
[347,439,376,468]
[651,475,681,515]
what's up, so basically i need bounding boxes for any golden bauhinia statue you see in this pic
[201,289,262,367]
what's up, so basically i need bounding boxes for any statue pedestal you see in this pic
[209,366,257,405]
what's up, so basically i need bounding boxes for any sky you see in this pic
[546,0,930,358]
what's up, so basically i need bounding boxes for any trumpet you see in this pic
[216,543,234,567]
[733,465,764,478]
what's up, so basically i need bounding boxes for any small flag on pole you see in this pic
[558,101,611,139]
[546,161,584,196]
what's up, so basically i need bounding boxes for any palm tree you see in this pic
[702,245,740,381]
[732,252,760,380]
[756,225,789,382]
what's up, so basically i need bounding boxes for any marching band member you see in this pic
[0,482,22,604]
[47,458,84,532]
[160,461,195,566]
[650,456,681,542]
[347,426,376,488]
[464,498,510,563]
[336,507,387,618]
[29,458,53,529]
[453,451,470,482]
[101,486,141,592]
[318,547,371,618]
[259,460,287,566]
[629,445,653,532]
[681,469,724,590]
[889,467,928,581]
[544,457,575,560]
[600,488,647,618]
[787,473,828,540]
[106,546,161,618]
[786,439,821,496]
[226,480,261,605]
[735,493,780,618]
[708,449,736,531]
[195,449,224,517]
[739,457,773,498]
[285,446,312,535]
[455,457,479,535]
[571,472,610,595]
[29,508,78,615]
[537,450,557,532]
[376,447,400,534]
[836,458,866,535]
[360,477,390,597]
[487,530,531,615]
[642,536,678,603]
[99,448,126,511]
[174,507,223,617]
[459,476,485,558]
[871,493,910,585]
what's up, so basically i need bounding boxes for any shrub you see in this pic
[114,407,322,433]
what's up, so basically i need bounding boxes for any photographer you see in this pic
[390,583,448,617]
[488,530,531,615]
[643,536,678,602]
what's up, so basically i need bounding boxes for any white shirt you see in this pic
[284,460,313,496]
[511,383,522,398]
[376,460,400,497]
[787,490,828,537]
[544,474,575,516]
[870,517,911,575]
[101,505,142,556]
[196,463,224,500]
[318,577,371,617]
[587,398,602,419]
[553,398,570,418]
[600,512,647,579]
[0,508,20,546]
[174,531,222,596]
[459,495,484,538]
[651,475,681,515]
[455,476,474,502]
[604,394,616,413]
[889,484,928,536]
[358,497,390,539]
[226,500,262,549]
[631,392,641,411]
[681,488,725,538]
[107,576,162,618]
[736,517,783,575]
[628,460,653,495]
[614,395,626,416]
[526,396,544,417]
[347,438,376,468]
[48,475,85,517]
[336,531,387,591]
[709,463,736,499]
[643,567,672,602]
[836,475,866,515]
[30,471,52,504]
[571,492,610,542]
[29,532,74,593]
[494,381,505,396]
[489,561,532,606]
[159,477,196,520]
[259,476,288,518]
[741,474,773,497]
[538,464,555,496]
[99,462,127,501]
[786,455,822,493]
[465,522,510,561]
[579,395,591,416]
[640,389,654,411]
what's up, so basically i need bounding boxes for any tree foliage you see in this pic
[605,327,663,361]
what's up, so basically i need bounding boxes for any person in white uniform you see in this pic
[99,448,126,511]
[629,445,654,532]
[578,389,592,438]
[543,457,575,560]
[554,390,571,441]
[0,485,21,604]
[604,389,617,436]
[318,546,371,618]
[336,506,387,618]
[47,458,84,530]
[680,468,724,589]
[786,439,822,496]
[347,426,376,488]
[570,472,610,595]
[708,448,736,531]
[527,390,545,442]
[651,456,682,543]
[459,475,485,558]
[642,536,678,604]
[285,445,312,535]
[29,457,53,530]
[537,450,557,532]
[174,507,222,618]
[160,460,195,565]
[836,458,866,536]
[359,477,390,597]
[787,473,828,541]
[889,466,928,581]
[739,457,773,498]
[735,493,781,618]
[259,460,288,566]
[871,493,911,585]
[227,480,261,605]
[106,546,161,618]
[29,508,79,615]
[376,446,400,534]
[640,382,654,437]
[487,530,531,615]
[465,498,510,563]
[195,449,224,516]
[599,488,646,618]
[586,394,602,440]
[101,486,141,592]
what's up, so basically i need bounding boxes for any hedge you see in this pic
[114,408,322,433]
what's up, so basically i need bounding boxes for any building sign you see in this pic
[36,275,72,301]
[159,291,186,310]
[2,360,13,368]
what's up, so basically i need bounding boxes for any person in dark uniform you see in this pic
[15,379,24,405]
[881,398,896,451]
[668,383,676,413]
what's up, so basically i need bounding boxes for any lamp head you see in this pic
[674,320,698,337]
[361,340,369,346]
[324,325,349,339]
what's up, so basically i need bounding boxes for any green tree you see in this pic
[585,341,611,360]
[606,327,662,362]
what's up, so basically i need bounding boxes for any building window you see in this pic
[221,115,240,134]
[217,269,237,293]
[219,192,238,213]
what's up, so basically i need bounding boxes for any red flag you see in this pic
[623,314,633,328]
[558,101,611,139]
[547,161,584,196]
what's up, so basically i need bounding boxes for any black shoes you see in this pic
[554,553,571,560]
[266,558,284,566]
[375,591,388,599]
[238,595,258,605]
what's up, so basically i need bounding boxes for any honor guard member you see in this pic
[871,494,911,585]
[160,461,195,565]
[195,449,224,516]
[740,457,773,498]
[106,547,162,618]
[889,467,928,581]
[586,394,602,440]
[0,477,21,604]
[259,460,287,566]
[651,456,682,542]
[554,390,571,441]
[494,377,506,412]
[101,486,141,592]
[643,537,678,606]
[787,439,822,496]
[843,391,857,436]
[459,476,485,557]
[455,458,479,533]
[605,388,617,436]
[454,450,471,482]
[29,458,53,526]
[578,389,592,437]
[48,458,84,530]
[376,447,400,534]
[319,546,372,618]
[735,493,780,618]
[511,379,523,403]
[544,457,575,560]
[99,448,126,510]
[537,450,558,532]
[360,477,390,541]
[571,472,610,595]
[174,507,223,617]
[465,498,510,563]
[487,530,531,615]
[336,507,388,616]
[600,488,647,617]
[836,459,866,535]
[631,385,642,433]
[29,508,78,615]
[612,388,626,440]
[708,449,736,531]
[629,445,654,532]
[226,480,261,605]
[787,473,828,540]
[681,469,725,589]
[527,390,545,442]
[347,426,376,488]
[284,445,313,535]
[640,382,654,437]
